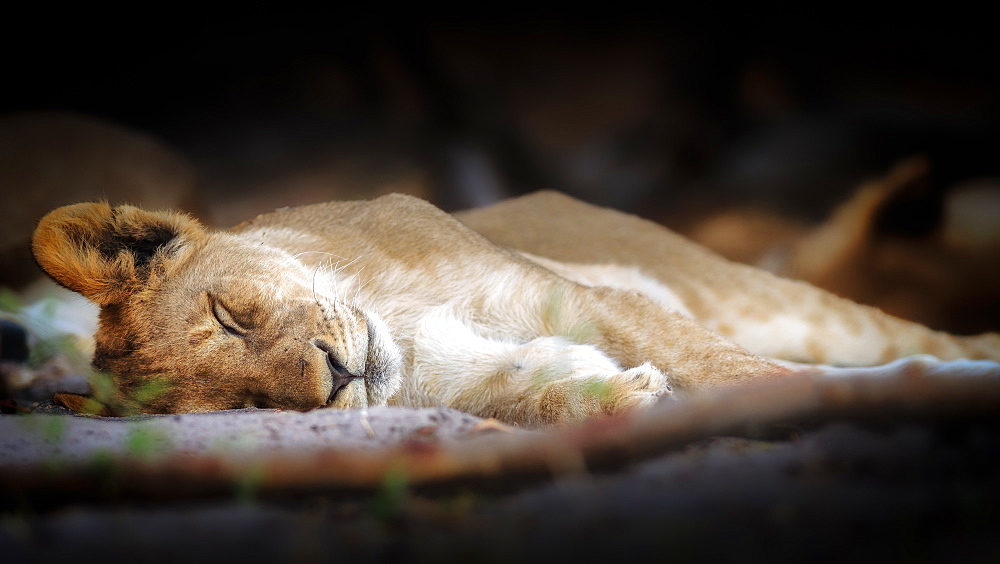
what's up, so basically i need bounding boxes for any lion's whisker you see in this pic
[311,261,323,303]
[351,266,367,303]
[359,271,383,292]
[292,251,350,261]
[329,255,366,302]
[332,254,365,275]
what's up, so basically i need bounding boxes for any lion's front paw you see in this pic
[604,363,673,412]
[538,363,672,425]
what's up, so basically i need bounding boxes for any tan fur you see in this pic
[32,192,1000,425]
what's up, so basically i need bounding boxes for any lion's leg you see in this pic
[402,308,669,426]
[459,191,1000,366]
[420,269,797,394]
[546,285,798,392]
[529,251,1000,367]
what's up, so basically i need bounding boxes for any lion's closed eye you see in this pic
[210,296,246,337]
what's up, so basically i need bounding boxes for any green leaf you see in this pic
[372,464,410,523]
[131,376,171,404]
[234,464,267,504]
[124,426,170,460]
[0,288,24,313]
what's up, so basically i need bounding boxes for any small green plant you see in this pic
[0,288,24,314]
[129,377,172,406]
[0,287,91,373]
[41,415,68,442]
[541,288,598,344]
[79,370,174,416]
[124,425,171,460]
[371,463,410,524]
[86,449,125,496]
[234,463,267,504]
[581,377,614,403]
[0,286,176,415]
[16,413,68,442]
[88,371,118,407]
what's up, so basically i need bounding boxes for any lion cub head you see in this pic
[32,202,401,415]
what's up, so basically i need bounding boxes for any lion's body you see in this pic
[32,191,1000,425]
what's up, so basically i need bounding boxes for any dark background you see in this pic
[6,9,999,222]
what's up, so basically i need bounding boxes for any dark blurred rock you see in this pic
[0,111,201,288]
[0,319,27,362]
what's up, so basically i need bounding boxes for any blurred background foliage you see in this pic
[4,9,997,222]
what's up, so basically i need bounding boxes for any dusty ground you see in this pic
[3,417,999,562]
[3,372,1000,562]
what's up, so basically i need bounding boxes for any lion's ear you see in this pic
[32,202,204,305]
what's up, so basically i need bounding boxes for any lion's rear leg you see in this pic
[683,275,1000,366]
[460,190,1000,366]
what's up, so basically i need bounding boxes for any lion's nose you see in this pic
[314,339,359,401]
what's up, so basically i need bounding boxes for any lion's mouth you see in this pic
[313,338,363,407]
[326,366,361,406]
[320,311,401,409]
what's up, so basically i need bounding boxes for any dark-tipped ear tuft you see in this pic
[32,202,204,305]
[97,215,187,268]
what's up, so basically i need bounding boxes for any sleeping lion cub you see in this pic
[32,191,1000,425]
